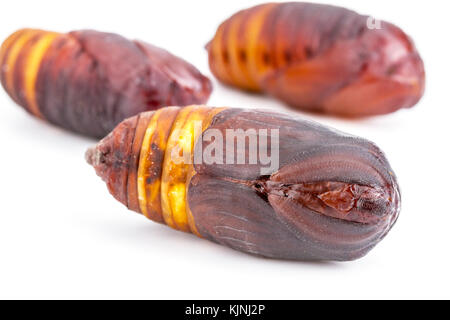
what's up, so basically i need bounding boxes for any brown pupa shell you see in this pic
[0,29,212,138]
[206,2,425,117]
[86,105,400,261]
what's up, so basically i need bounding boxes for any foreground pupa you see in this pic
[0,29,212,138]
[86,105,400,261]
[207,2,425,117]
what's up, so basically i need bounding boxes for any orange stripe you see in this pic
[185,107,227,236]
[145,107,180,223]
[210,23,234,86]
[161,106,201,231]
[245,3,277,86]
[22,32,59,117]
[226,11,252,89]
[138,110,162,219]
[127,112,153,212]
[161,105,219,232]
[135,106,227,235]
[4,29,43,102]
[0,29,28,70]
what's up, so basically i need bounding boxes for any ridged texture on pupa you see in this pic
[86,106,400,261]
[206,2,425,117]
[0,29,212,138]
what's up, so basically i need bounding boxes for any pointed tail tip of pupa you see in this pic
[85,145,100,167]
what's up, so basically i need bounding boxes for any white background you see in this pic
[0,0,448,299]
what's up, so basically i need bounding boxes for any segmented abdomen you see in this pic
[0,29,212,138]
[86,105,225,235]
[207,2,425,117]
[0,29,60,118]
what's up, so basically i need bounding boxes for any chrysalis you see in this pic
[87,105,400,261]
[0,29,212,138]
[206,2,425,117]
